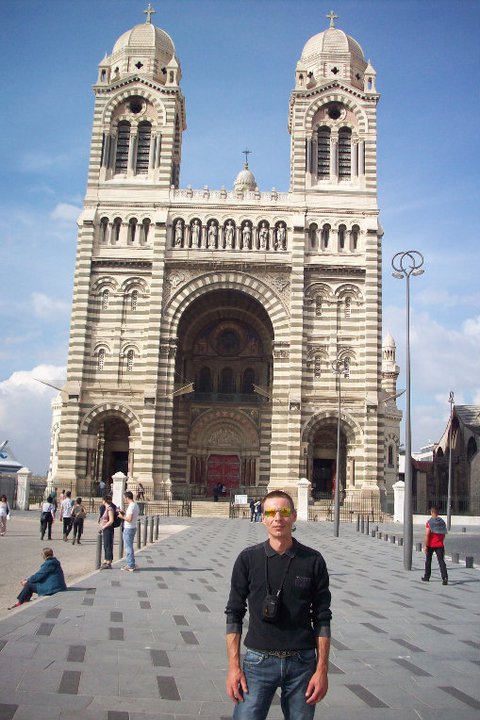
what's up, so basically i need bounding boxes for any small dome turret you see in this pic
[98,4,180,87]
[295,11,369,91]
[234,159,257,192]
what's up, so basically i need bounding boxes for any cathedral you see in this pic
[49,6,401,503]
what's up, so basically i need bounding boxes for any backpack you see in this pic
[111,503,123,528]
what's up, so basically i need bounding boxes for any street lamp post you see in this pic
[332,357,346,538]
[391,250,425,570]
[447,391,454,531]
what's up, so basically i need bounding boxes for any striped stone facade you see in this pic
[50,14,401,502]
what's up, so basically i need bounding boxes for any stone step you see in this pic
[191,501,231,517]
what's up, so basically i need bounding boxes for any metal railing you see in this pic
[308,492,383,523]
[413,495,480,516]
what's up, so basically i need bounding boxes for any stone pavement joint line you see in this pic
[0,518,479,719]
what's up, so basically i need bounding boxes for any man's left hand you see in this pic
[305,669,328,704]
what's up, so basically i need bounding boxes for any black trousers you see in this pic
[73,518,84,540]
[40,515,53,539]
[424,547,448,581]
[102,527,114,562]
[17,582,37,603]
[63,517,73,538]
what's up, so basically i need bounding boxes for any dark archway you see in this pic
[171,290,274,495]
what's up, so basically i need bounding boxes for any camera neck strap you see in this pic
[265,553,293,597]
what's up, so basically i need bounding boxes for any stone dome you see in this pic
[112,22,176,66]
[234,163,257,192]
[301,27,365,63]
[383,333,396,349]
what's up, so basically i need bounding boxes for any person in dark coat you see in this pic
[11,548,66,607]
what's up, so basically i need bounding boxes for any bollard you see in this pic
[361,515,365,534]
[118,528,124,559]
[390,535,396,543]
[356,515,360,532]
[415,542,422,552]
[143,516,148,546]
[149,514,154,544]
[465,556,474,568]
[451,552,459,563]
[462,527,466,533]
[155,514,159,540]
[137,518,142,549]
[371,530,376,538]
[398,537,403,546]
[366,517,370,535]
[384,533,388,541]
[96,532,103,569]
[378,531,382,540]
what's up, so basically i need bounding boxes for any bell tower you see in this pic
[90,4,185,189]
[289,11,379,196]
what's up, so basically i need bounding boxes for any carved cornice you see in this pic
[92,259,152,270]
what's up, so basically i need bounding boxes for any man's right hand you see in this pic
[226,667,248,704]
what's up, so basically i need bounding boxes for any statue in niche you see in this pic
[191,219,201,247]
[207,221,217,249]
[242,222,252,249]
[259,222,269,250]
[276,223,286,250]
[225,220,235,249]
[174,220,183,246]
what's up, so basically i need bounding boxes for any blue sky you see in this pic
[1,0,479,473]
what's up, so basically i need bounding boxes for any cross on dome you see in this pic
[326,10,338,28]
[242,148,252,168]
[144,3,156,23]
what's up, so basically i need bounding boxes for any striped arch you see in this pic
[91,276,119,293]
[302,409,363,448]
[189,409,259,451]
[80,402,141,437]
[120,276,149,294]
[305,93,368,135]
[162,271,290,340]
[102,86,167,127]
[335,284,363,302]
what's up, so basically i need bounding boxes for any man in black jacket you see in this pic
[225,490,331,719]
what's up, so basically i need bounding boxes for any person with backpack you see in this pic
[71,497,87,545]
[422,506,448,585]
[98,495,117,569]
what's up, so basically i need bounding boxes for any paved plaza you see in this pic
[0,515,479,719]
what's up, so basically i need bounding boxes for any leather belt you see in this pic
[252,649,299,658]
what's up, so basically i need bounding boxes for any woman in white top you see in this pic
[0,495,10,536]
[40,496,56,540]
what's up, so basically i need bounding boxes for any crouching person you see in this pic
[12,548,66,608]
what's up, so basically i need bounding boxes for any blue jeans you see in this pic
[233,648,317,720]
[123,527,137,568]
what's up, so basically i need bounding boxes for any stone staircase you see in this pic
[191,500,232,517]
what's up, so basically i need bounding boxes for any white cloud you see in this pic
[384,305,480,449]
[50,202,81,224]
[0,365,66,474]
[19,152,70,173]
[31,292,70,320]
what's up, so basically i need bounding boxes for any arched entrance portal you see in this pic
[171,289,273,496]
[84,414,132,492]
[304,419,350,500]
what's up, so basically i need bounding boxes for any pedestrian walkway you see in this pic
[0,517,479,719]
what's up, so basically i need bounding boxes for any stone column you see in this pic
[112,471,127,511]
[393,480,405,523]
[297,477,311,521]
[16,467,32,511]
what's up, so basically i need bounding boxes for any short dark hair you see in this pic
[430,505,439,514]
[76,497,82,504]
[66,490,71,497]
[124,491,134,500]
[103,494,112,503]
[261,490,295,512]
[42,547,54,559]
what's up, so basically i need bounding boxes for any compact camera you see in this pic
[262,593,281,622]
